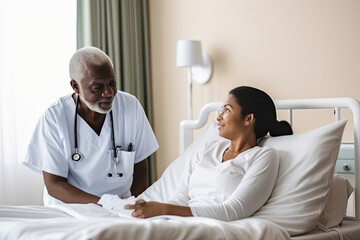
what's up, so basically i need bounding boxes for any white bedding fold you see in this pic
[63,217,291,240]
[0,204,291,240]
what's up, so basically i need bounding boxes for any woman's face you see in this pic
[216,94,248,140]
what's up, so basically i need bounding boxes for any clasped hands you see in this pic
[125,199,165,218]
[99,194,192,218]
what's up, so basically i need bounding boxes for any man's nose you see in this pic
[102,85,115,97]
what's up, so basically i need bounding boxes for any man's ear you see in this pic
[70,80,79,94]
[245,113,255,126]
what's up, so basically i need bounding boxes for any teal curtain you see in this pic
[77,0,156,183]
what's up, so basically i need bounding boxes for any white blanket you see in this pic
[0,204,290,240]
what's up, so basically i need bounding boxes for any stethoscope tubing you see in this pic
[72,95,81,161]
[110,110,117,159]
[72,95,117,160]
[72,94,122,177]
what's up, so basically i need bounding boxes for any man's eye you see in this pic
[110,80,116,87]
[91,86,103,92]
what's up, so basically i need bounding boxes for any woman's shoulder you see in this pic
[253,145,278,156]
[257,145,277,153]
[251,146,279,164]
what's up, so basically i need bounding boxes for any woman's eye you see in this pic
[220,107,230,113]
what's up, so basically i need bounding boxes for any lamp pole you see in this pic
[188,67,193,120]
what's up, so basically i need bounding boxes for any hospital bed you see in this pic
[1,97,360,240]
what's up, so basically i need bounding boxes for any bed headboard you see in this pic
[179,97,360,219]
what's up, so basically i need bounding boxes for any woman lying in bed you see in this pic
[125,86,293,221]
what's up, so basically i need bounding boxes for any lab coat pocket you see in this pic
[107,150,136,183]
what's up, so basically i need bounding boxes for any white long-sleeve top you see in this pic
[168,140,279,221]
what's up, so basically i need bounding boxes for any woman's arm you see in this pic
[125,199,193,218]
[190,147,279,221]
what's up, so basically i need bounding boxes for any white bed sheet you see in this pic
[0,204,291,240]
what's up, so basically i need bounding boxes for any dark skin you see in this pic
[125,94,256,218]
[43,60,148,204]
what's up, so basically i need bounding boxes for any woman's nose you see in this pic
[216,112,223,121]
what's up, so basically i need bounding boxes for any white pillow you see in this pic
[317,174,354,229]
[254,120,347,236]
[139,121,222,202]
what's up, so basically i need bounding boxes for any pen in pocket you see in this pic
[128,143,133,151]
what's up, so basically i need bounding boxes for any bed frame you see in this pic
[180,97,360,220]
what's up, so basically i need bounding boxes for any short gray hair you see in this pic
[69,46,113,82]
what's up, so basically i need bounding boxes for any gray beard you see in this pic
[79,95,111,114]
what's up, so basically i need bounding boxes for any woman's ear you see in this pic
[70,80,79,94]
[245,113,255,126]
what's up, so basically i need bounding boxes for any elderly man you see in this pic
[24,46,158,205]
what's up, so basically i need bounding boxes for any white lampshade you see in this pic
[176,40,203,67]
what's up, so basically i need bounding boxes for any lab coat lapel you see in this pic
[77,113,112,151]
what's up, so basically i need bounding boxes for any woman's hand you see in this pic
[125,199,164,218]
[125,199,193,218]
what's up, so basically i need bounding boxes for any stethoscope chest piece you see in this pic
[72,152,82,161]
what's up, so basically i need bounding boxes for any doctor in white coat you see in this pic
[24,46,159,206]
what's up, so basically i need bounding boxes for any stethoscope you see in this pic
[71,95,123,177]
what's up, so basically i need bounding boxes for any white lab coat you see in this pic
[24,91,158,205]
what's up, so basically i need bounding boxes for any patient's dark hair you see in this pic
[229,86,293,139]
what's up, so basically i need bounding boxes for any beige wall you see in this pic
[149,0,360,178]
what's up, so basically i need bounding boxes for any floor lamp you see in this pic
[176,40,212,120]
